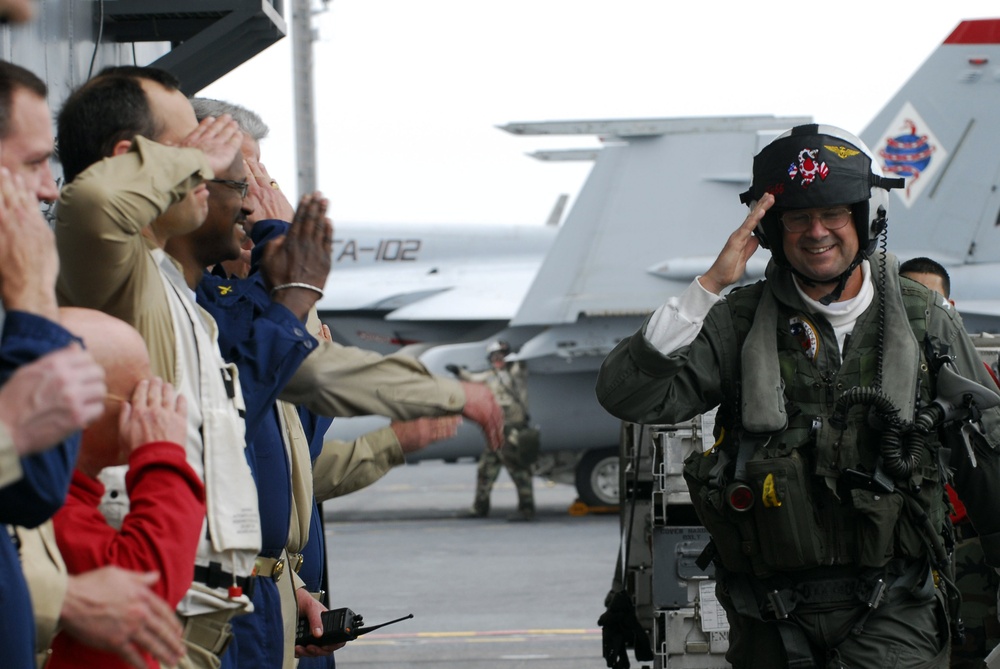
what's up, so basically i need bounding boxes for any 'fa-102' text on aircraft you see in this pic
[320,18,1000,506]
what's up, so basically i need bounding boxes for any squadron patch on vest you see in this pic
[788,148,829,188]
[789,316,819,361]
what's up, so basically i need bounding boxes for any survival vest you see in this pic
[684,277,950,578]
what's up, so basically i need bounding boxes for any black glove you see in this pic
[444,364,460,376]
[599,616,629,669]
[597,590,653,669]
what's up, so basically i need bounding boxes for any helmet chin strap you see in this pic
[789,252,868,306]
[787,212,883,306]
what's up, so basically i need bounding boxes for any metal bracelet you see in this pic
[270,282,324,299]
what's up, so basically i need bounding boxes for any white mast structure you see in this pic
[291,0,327,196]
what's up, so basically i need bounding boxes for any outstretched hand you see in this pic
[459,381,504,451]
[699,193,772,295]
[390,415,462,454]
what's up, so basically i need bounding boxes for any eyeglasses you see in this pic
[208,178,249,199]
[780,207,852,233]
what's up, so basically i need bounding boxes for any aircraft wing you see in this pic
[318,261,536,320]
[315,222,556,350]
[504,116,811,327]
[316,222,555,319]
[958,301,1000,317]
[381,260,543,321]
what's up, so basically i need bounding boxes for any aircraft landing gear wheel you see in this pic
[575,447,619,507]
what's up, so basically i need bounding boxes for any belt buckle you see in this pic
[254,556,285,582]
[767,590,789,620]
[865,578,886,610]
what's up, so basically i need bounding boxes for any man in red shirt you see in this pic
[48,307,206,669]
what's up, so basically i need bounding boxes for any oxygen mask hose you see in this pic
[881,402,952,480]
[829,386,903,431]
[833,359,1000,480]
[829,386,923,479]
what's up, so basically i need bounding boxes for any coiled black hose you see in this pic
[830,386,945,479]
[830,386,905,431]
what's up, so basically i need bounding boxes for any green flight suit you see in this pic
[597,253,1000,669]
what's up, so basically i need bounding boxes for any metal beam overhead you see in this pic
[102,0,287,94]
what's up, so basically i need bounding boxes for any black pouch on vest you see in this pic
[745,452,825,570]
[849,488,904,567]
[683,449,756,573]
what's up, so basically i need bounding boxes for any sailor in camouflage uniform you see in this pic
[448,341,536,521]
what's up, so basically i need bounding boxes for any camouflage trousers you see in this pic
[473,430,534,512]
[950,533,1000,668]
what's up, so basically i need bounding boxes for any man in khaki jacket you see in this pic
[54,66,309,668]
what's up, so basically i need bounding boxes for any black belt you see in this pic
[193,562,256,598]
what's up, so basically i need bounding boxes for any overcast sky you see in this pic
[201,1,1000,226]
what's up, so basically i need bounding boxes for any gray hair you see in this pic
[189,97,269,141]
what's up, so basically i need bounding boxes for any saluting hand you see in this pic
[699,193,772,295]
[181,114,243,178]
[0,167,59,319]
[244,155,295,229]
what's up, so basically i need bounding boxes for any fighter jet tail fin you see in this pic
[860,19,1000,270]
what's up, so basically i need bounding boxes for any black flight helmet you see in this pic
[740,124,904,302]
